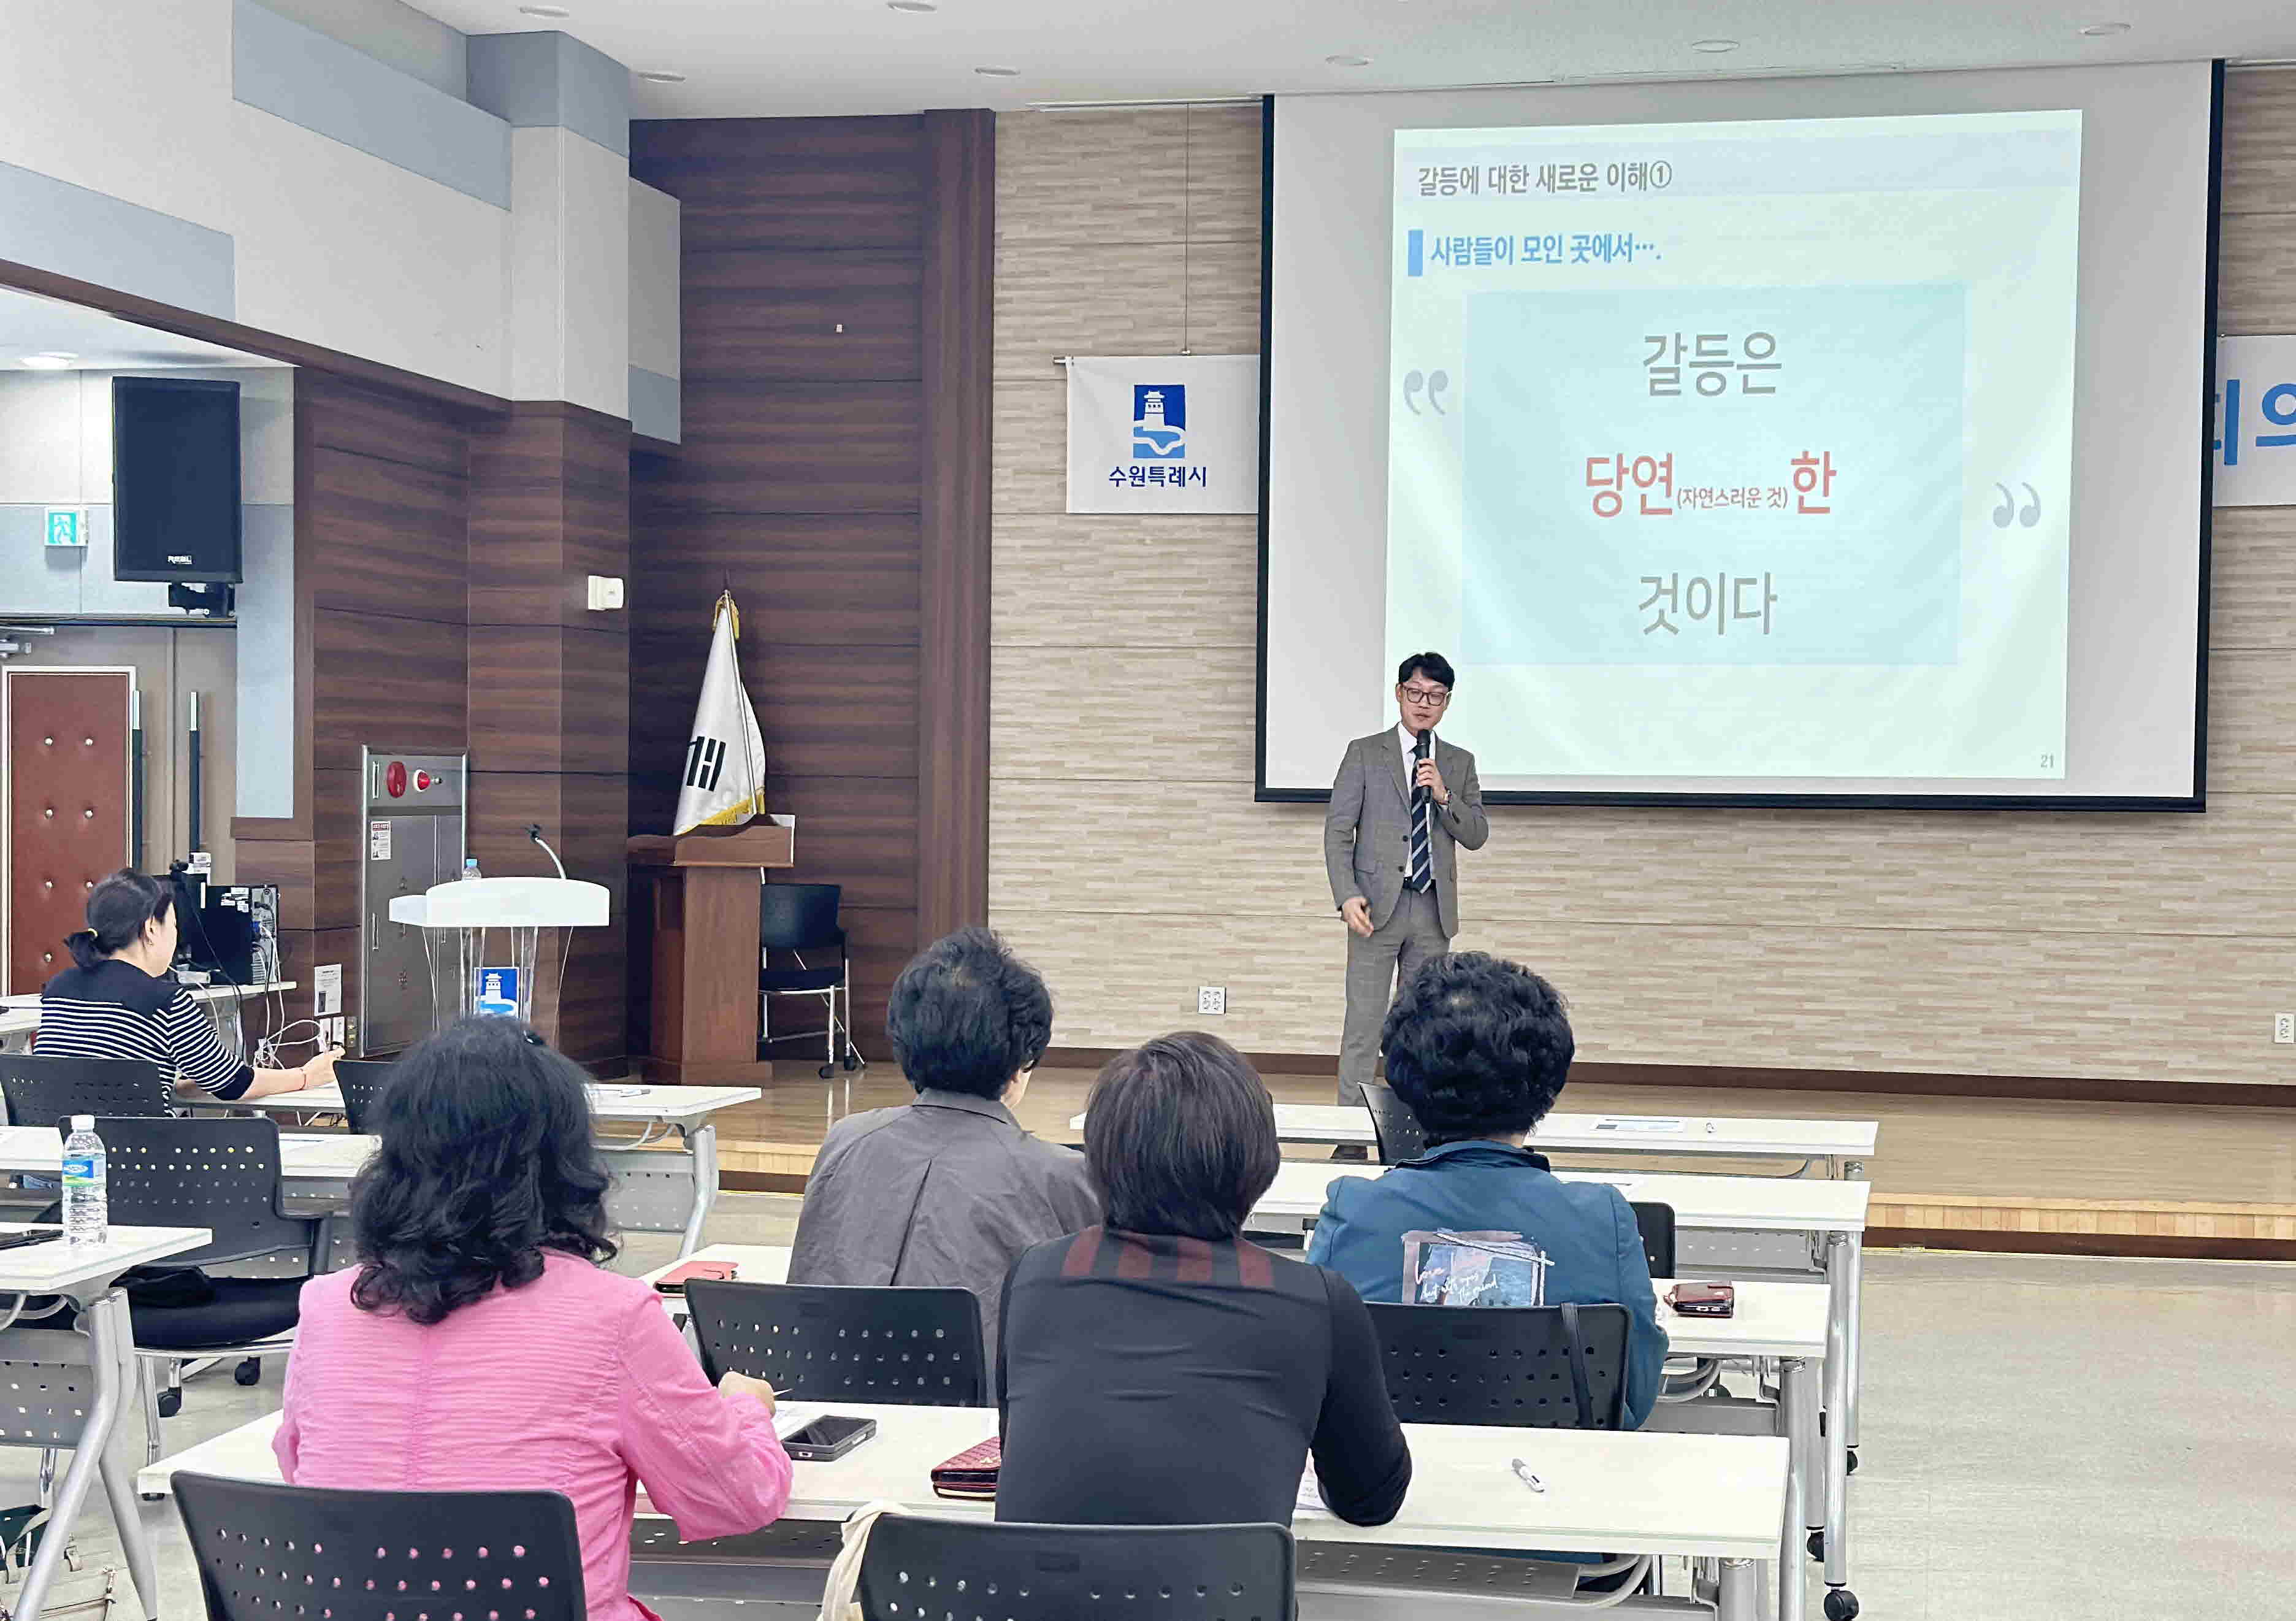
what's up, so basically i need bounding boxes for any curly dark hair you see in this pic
[1380,952,1574,1146]
[886,927,1054,1099]
[348,1016,616,1325]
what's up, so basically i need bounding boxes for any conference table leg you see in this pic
[1718,1556,1759,1621]
[1778,1357,1813,1621]
[19,1291,151,1621]
[1842,1233,1864,1454]
[678,1123,720,1260]
[1821,1233,1855,1609]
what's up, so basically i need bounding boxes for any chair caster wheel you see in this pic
[156,1389,181,1419]
[234,1358,261,1387]
[841,1056,863,1072]
[1845,1446,1859,1474]
[1806,1530,1824,1561]
[817,1065,837,1079]
[1824,1587,1859,1620]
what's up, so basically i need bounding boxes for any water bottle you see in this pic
[463,856,482,881]
[61,1116,105,1247]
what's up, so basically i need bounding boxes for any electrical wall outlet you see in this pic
[2276,1013,2294,1045]
[1197,985,1227,1016]
[586,574,626,610]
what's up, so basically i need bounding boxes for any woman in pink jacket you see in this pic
[275,1017,792,1621]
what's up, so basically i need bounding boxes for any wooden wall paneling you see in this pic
[304,449,470,623]
[917,108,996,943]
[310,612,470,774]
[628,112,940,1064]
[467,625,631,775]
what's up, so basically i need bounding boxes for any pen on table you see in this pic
[1509,1457,1544,1493]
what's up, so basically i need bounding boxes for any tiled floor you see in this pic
[6,1199,2290,1620]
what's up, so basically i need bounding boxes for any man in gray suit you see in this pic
[1324,651,1490,1108]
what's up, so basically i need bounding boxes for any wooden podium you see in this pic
[628,825,795,1084]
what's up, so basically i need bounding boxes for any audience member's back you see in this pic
[789,928,1098,1362]
[275,1018,790,1621]
[1307,953,1669,1426]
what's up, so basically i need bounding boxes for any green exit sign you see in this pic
[44,508,87,548]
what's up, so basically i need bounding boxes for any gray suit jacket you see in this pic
[1324,729,1489,938]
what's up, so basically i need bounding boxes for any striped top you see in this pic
[37,959,253,1099]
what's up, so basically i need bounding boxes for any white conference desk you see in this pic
[139,1402,1789,1621]
[651,1242,1830,1621]
[0,980,299,1055]
[1258,1159,1869,1609]
[0,1222,211,1621]
[232,1081,760,1256]
[1070,1105,1878,1177]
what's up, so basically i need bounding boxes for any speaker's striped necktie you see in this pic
[1409,754,1434,892]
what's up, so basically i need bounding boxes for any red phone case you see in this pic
[653,1259,738,1294]
[930,1436,1001,1500]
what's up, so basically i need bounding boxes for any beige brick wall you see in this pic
[989,78,2296,1087]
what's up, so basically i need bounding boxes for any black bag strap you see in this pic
[1559,1302,1599,1429]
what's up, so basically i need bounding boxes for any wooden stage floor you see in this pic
[692,1062,2296,1260]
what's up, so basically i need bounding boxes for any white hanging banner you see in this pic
[1066,354,1261,515]
[2216,335,2296,508]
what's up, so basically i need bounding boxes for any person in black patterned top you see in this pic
[995,1032,1410,1528]
[38,870,337,1103]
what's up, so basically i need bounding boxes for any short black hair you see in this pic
[1381,953,1574,1146]
[1396,651,1456,689]
[1084,1032,1280,1240]
[349,1016,616,1325]
[67,870,172,970]
[886,927,1054,1099]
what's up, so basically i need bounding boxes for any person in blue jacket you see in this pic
[1307,951,1669,1428]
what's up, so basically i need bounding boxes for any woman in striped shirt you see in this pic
[39,870,337,1102]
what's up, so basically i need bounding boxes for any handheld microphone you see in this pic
[1412,729,1433,808]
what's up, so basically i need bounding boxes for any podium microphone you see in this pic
[1412,728,1433,808]
[527,824,568,879]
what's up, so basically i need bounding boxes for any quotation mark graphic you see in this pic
[1991,482,2041,529]
[1402,369,1450,415]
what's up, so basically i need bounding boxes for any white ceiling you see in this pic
[411,0,2295,120]
[0,288,286,372]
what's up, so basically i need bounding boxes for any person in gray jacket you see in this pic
[1325,651,1490,1108]
[788,928,1098,1363]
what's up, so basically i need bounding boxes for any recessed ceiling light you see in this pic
[637,69,687,82]
[1326,53,1372,67]
[20,353,76,370]
[2078,20,2130,34]
[887,1,938,12]
[1689,38,1740,53]
[974,64,1020,76]
[518,5,570,16]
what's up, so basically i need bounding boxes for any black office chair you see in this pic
[684,1279,986,1406]
[1359,1081,1427,1163]
[1366,1300,1631,1430]
[0,1056,170,1129]
[98,1116,329,1445]
[857,1517,1294,1621]
[174,1473,586,1621]
[1630,1201,1675,1278]
[759,882,864,1079]
[332,1057,397,1133]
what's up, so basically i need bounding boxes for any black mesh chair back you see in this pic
[1630,1201,1675,1279]
[98,1116,314,1269]
[1366,1301,1632,1429]
[857,1516,1294,1621]
[0,1056,170,1129]
[1358,1081,1427,1163]
[332,1059,398,1134]
[759,883,844,951]
[684,1279,986,1406]
[173,1471,587,1621]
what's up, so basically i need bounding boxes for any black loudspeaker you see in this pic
[112,376,242,584]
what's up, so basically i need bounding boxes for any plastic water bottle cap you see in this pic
[69,1115,93,1131]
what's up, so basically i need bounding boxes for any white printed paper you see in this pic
[368,821,391,860]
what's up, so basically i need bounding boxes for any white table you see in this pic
[645,1242,1829,1621]
[0,981,299,1057]
[234,1081,758,1257]
[138,1402,1788,1621]
[1241,1105,1877,1178]
[0,1223,210,1621]
[1260,1159,1869,1613]
[0,1125,376,1193]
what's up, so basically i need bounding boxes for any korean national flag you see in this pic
[674,592,770,835]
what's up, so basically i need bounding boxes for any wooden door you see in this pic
[4,669,134,994]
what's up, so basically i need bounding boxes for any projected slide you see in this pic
[1386,112,2081,781]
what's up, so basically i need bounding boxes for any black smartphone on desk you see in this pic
[784,1414,877,1462]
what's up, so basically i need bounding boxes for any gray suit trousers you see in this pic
[1338,884,1450,1105]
